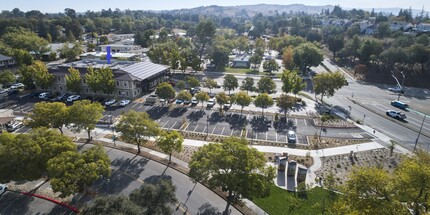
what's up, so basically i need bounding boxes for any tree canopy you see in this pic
[116,111,160,154]
[68,100,105,139]
[155,82,176,100]
[157,130,183,164]
[65,67,82,94]
[223,74,238,95]
[257,76,276,94]
[234,91,252,114]
[27,102,69,134]
[254,93,274,115]
[189,137,275,214]
[240,77,255,93]
[313,71,347,102]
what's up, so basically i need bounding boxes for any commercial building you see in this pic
[48,59,170,99]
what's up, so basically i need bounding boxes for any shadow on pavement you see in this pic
[187,110,205,122]
[101,156,149,195]
[146,106,169,120]
[250,116,271,132]
[169,107,188,118]
[198,202,223,215]
[225,113,247,130]
[143,175,173,185]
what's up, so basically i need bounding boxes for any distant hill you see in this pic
[165,4,334,17]
[161,4,428,18]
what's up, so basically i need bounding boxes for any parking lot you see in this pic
[2,93,371,144]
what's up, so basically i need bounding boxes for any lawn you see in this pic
[252,184,337,215]
[223,67,263,75]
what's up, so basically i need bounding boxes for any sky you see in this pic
[1,0,429,13]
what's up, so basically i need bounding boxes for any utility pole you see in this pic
[414,113,427,151]
[391,71,405,101]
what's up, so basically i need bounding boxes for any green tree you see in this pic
[377,22,391,39]
[0,128,76,182]
[81,195,142,215]
[1,27,49,59]
[211,45,230,69]
[31,61,54,90]
[65,67,82,94]
[293,42,323,73]
[116,111,160,154]
[254,93,274,115]
[216,92,229,111]
[195,19,216,59]
[176,80,186,90]
[282,46,294,70]
[234,91,252,114]
[85,67,101,93]
[195,91,210,109]
[292,75,306,97]
[0,70,15,87]
[204,78,217,93]
[327,35,344,60]
[263,59,279,74]
[249,54,262,68]
[189,137,275,214]
[330,167,406,215]
[313,71,347,102]
[257,76,276,94]
[68,100,104,139]
[223,74,238,95]
[240,77,255,93]
[176,90,192,101]
[186,76,200,88]
[157,130,184,165]
[59,42,83,62]
[155,82,176,100]
[129,179,177,215]
[394,151,430,215]
[358,38,383,64]
[27,102,69,134]
[409,44,429,71]
[281,70,295,94]
[277,94,295,118]
[84,67,115,96]
[47,145,111,197]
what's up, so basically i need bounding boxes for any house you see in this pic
[231,55,250,68]
[47,59,170,99]
[390,22,414,32]
[0,54,16,69]
[97,44,144,54]
[80,52,140,61]
[0,109,14,133]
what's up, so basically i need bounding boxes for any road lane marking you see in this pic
[131,103,138,108]
[304,119,307,126]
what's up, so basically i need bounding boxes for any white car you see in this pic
[386,110,406,120]
[0,88,9,94]
[119,99,130,106]
[66,95,80,102]
[287,130,297,143]
[0,184,7,195]
[105,99,116,106]
[191,98,199,105]
[207,98,216,107]
[39,92,51,99]
[10,83,24,89]
[388,86,404,94]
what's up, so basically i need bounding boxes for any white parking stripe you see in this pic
[170,121,177,129]
[212,125,216,133]
[295,118,298,125]
[162,121,169,128]
[304,119,307,126]
[193,124,199,132]
[221,127,225,135]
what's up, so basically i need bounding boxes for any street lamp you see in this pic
[391,71,405,101]
[206,114,209,136]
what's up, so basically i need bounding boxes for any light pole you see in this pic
[391,71,405,101]
[206,114,209,137]
[414,113,427,151]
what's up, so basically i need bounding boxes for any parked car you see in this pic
[0,88,9,94]
[146,95,159,104]
[191,98,199,106]
[208,93,216,98]
[183,99,191,105]
[104,99,116,106]
[287,130,297,143]
[6,121,24,132]
[223,102,231,109]
[10,83,24,89]
[7,89,19,96]
[175,99,184,104]
[119,99,130,106]
[39,92,52,100]
[0,184,7,195]
[386,110,406,120]
[215,82,222,88]
[207,98,216,107]
[388,86,405,94]
[66,95,80,102]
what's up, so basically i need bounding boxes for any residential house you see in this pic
[0,54,16,69]
[231,55,250,68]
[417,23,430,33]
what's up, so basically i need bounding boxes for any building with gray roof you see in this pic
[48,59,170,99]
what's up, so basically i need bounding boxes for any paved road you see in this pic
[319,60,430,151]
[78,144,241,215]
[0,191,75,215]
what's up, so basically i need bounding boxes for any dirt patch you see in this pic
[315,148,402,188]
[307,136,370,149]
